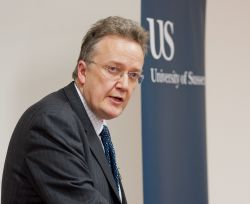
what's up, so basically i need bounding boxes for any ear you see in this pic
[77,60,87,84]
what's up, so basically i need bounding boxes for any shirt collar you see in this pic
[74,83,104,135]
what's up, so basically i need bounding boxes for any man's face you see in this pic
[77,35,144,120]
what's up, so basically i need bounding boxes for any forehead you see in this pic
[92,35,144,70]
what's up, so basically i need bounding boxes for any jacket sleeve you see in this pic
[25,107,109,204]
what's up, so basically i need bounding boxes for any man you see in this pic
[1,16,148,204]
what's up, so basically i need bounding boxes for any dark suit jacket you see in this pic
[2,82,127,204]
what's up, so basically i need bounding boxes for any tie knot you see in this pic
[100,125,111,139]
[100,125,112,149]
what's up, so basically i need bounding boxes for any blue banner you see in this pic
[141,0,208,203]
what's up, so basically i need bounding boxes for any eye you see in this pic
[106,66,120,74]
[128,72,140,79]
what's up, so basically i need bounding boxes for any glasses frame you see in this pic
[86,60,144,85]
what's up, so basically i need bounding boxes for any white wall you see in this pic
[0,1,143,203]
[206,0,250,203]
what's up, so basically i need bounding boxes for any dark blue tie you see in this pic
[100,125,120,191]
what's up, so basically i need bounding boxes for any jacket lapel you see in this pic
[63,82,121,202]
[84,121,121,202]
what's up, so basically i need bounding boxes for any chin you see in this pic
[104,110,123,120]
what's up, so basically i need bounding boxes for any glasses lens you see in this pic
[91,61,144,85]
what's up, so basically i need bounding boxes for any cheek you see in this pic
[93,81,114,100]
[86,73,109,94]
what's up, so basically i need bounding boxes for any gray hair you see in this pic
[72,16,148,80]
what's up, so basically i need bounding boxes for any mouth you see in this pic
[109,96,124,104]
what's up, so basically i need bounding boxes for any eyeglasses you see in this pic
[87,60,144,85]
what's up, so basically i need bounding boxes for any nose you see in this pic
[116,73,129,89]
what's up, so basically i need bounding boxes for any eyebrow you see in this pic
[107,61,142,72]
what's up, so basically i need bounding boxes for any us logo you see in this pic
[146,18,175,61]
